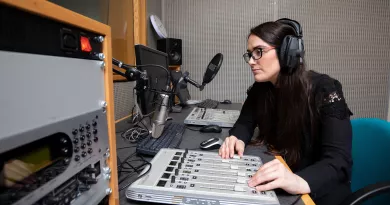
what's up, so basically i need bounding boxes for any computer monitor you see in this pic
[134,44,170,115]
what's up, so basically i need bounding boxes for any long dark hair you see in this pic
[249,21,315,168]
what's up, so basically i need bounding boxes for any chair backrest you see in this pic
[351,118,390,204]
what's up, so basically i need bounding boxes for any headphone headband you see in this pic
[276,18,302,37]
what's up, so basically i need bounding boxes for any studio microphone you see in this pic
[151,93,170,138]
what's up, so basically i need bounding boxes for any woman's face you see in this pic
[246,34,280,84]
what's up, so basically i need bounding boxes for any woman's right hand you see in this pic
[218,136,245,159]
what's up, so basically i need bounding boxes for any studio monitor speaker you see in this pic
[157,38,182,66]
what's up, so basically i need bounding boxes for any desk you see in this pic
[116,103,315,205]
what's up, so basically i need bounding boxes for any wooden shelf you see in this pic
[0,0,119,204]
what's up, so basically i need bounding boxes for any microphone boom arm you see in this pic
[183,71,204,91]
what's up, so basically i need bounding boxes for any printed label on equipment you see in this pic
[182,197,220,205]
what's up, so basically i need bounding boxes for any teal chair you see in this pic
[341,118,390,205]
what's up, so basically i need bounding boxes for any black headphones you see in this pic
[275,18,305,74]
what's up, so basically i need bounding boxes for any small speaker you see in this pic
[157,38,182,66]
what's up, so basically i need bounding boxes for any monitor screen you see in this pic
[135,44,170,115]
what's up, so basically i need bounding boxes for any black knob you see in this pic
[73,138,79,144]
[171,176,175,183]
[86,123,91,129]
[88,148,93,154]
[79,126,84,132]
[87,140,92,146]
[93,129,98,134]
[81,143,86,149]
[63,158,70,165]
[80,135,85,141]
[75,155,80,161]
[81,151,87,157]
[60,138,68,144]
[86,132,91,138]
[93,137,98,142]
[72,129,78,135]
[62,148,69,154]
[74,147,80,153]
[92,120,97,126]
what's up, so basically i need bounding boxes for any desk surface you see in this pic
[116,103,314,205]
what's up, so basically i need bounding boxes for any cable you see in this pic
[121,126,149,143]
[185,126,201,131]
[119,162,152,191]
[112,57,171,90]
[117,145,137,150]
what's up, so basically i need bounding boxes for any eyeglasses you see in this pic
[243,47,275,63]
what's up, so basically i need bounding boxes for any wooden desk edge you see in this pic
[275,156,316,205]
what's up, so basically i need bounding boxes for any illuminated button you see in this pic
[62,148,69,154]
[80,36,92,52]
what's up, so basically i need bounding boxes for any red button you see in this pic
[80,36,92,52]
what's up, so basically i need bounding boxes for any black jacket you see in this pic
[229,71,353,205]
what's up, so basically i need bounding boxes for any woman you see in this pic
[219,18,353,205]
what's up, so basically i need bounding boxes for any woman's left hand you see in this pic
[247,159,310,195]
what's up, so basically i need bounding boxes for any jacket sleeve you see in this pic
[229,84,258,145]
[295,77,353,199]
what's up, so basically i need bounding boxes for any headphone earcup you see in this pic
[278,35,304,74]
